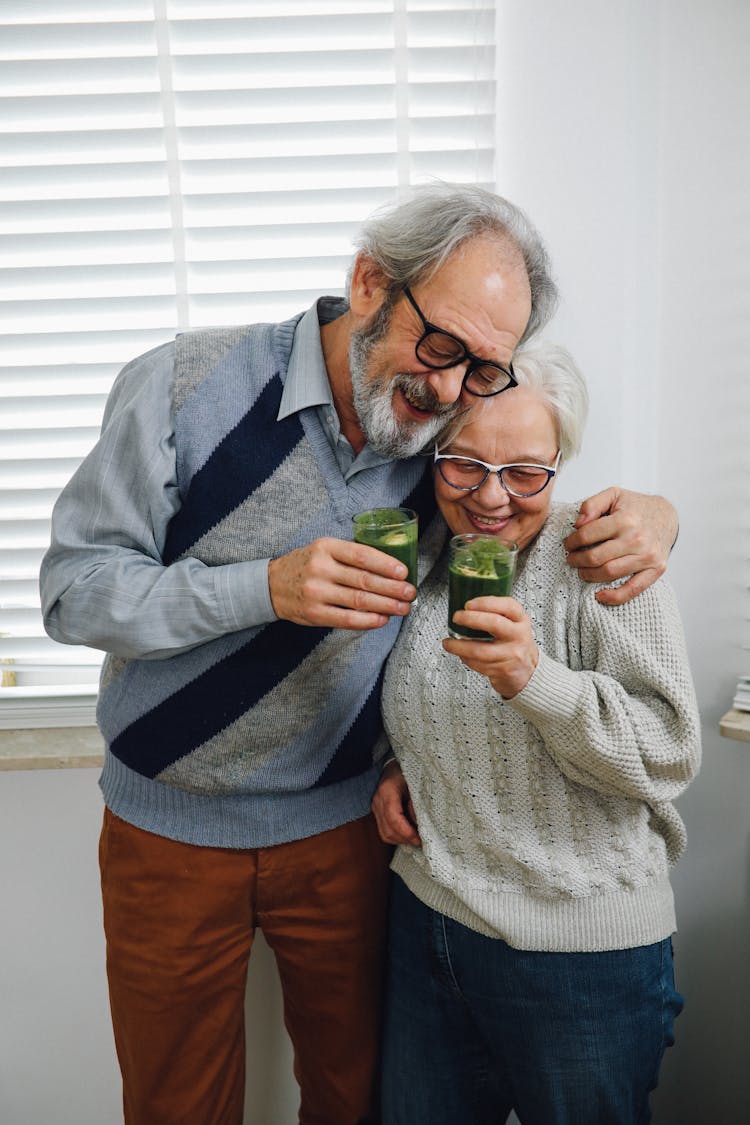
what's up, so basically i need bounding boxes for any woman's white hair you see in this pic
[509,340,589,461]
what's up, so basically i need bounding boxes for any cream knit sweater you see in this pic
[382,503,701,953]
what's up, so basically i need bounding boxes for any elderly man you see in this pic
[40,183,676,1125]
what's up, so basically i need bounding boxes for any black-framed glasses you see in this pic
[434,446,561,497]
[403,286,518,397]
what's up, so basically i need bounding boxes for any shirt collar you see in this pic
[277,297,347,420]
[277,296,393,474]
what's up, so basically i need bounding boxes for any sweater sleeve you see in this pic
[507,577,701,807]
[39,343,277,661]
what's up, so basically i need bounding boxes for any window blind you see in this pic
[0,0,496,727]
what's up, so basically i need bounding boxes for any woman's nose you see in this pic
[475,470,510,506]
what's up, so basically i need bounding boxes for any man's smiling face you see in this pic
[348,234,532,459]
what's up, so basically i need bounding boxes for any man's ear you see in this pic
[349,252,391,319]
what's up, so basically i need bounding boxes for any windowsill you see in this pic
[0,727,104,771]
[719,709,750,744]
[5,712,748,767]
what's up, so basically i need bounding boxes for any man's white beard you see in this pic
[349,306,464,460]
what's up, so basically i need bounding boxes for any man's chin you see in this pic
[354,374,459,459]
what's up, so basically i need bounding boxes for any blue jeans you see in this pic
[382,876,683,1125]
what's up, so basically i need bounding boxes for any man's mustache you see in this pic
[393,372,461,418]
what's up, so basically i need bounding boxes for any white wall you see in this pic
[496,2,750,1121]
[2,3,748,1123]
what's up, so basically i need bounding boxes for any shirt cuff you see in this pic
[216,558,278,631]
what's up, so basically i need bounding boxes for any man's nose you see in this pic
[423,363,467,405]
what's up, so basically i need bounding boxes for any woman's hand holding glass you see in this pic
[443,595,539,699]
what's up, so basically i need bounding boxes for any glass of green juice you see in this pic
[352,507,419,587]
[448,534,518,640]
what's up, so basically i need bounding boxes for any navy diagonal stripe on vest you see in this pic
[314,668,385,788]
[163,375,303,564]
[110,620,330,777]
[403,461,438,529]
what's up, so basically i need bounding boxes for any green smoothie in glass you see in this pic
[448,534,518,640]
[352,507,419,587]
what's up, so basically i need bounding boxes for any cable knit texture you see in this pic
[382,503,701,953]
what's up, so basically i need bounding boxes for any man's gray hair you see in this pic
[508,340,589,461]
[350,182,559,343]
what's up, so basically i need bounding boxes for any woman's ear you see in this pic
[349,252,391,319]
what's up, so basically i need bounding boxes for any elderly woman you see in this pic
[372,341,701,1125]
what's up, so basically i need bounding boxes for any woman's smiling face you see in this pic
[434,386,559,552]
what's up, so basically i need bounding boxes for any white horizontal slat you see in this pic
[0,264,177,302]
[408,8,495,44]
[0,579,44,607]
[0,395,106,428]
[409,0,494,9]
[0,231,174,268]
[412,150,494,180]
[0,367,117,398]
[2,92,163,133]
[0,519,56,551]
[410,80,495,114]
[0,458,85,490]
[0,161,169,202]
[185,223,356,262]
[167,1,393,15]
[175,85,395,126]
[188,290,344,326]
[408,45,494,81]
[1,22,157,61]
[2,2,151,22]
[0,198,172,235]
[1,328,176,366]
[180,154,401,194]
[186,259,351,294]
[0,57,160,97]
[182,186,392,227]
[2,296,178,334]
[0,697,99,729]
[177,120,400,160]
[169,14,395,53]
[0,672,99,691]
[0,548,47,582]
[0,490,62,522]
[166,0,488,13]
[410,115,495,151]
[0,430,101,463]
[173,51,397,92]
[0,635,102,663]
[0,128,167,168]
[0,607,53,636]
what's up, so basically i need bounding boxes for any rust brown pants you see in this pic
[99,808,392,1125]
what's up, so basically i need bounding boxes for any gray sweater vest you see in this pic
[97,315,442,848]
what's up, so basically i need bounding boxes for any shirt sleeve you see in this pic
[507,578,701,808]
[39,342,278,661]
